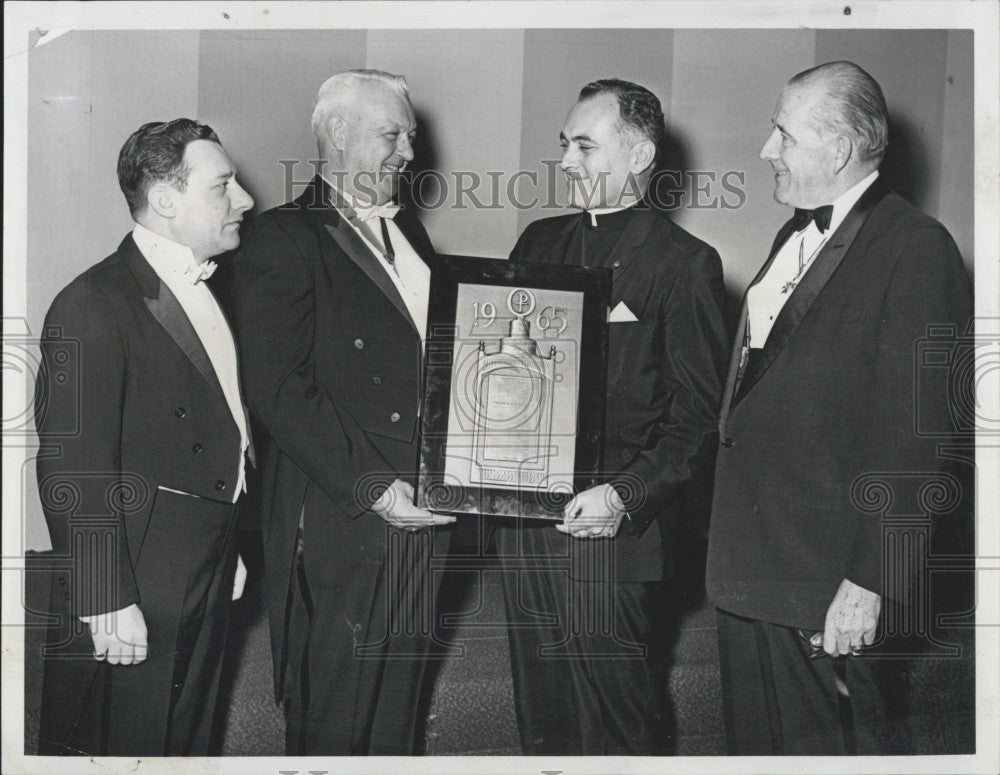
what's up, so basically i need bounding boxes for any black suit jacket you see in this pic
[35,233,246,753]
[509,206,729,581]
[232,176,438,697]
[706,181,973,630]
[36,233,245,614]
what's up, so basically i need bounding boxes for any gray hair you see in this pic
[790,61,889,166]
[310,69,410,146]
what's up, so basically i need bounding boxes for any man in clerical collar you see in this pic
[707,61,972,755]
[35,118,254,756]
[494,78,730,755]
[232,69,453,755]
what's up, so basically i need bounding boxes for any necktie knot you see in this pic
[792,205,834,234]
[183,260,217,284]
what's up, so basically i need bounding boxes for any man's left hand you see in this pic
[823,577,881,656]
[557,483,626,539]
[232,554,247,602]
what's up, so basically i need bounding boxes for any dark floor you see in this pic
[23,530,976,757]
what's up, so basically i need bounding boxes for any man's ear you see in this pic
[146,183,176,220]
[326,114,349,153]
[630,138,657,176]
[832,134,853,175]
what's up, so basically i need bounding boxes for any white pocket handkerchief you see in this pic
[608,301,639,323]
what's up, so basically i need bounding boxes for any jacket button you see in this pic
[192,443,203,453]
[57,577,66,587]
[304,385,318,399]
[372,376,383,385]
[612,260,621,269]
[390,412,401,423]
[215,480,227,491]
[175,407,187,418]
[354,338,364,349]
[722,437,735,448]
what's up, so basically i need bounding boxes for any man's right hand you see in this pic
[80,603,148,666]
[370,478,456,530]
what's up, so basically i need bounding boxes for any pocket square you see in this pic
[608,301,639,323]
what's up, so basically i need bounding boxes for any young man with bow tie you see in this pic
[232,69,454,755]
[707,61,972,755]
[35,119,255,756]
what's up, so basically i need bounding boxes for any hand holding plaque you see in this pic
[371,478,456,530]
[557,482,626,538]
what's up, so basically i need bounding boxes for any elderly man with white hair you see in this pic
[233,69,453,755]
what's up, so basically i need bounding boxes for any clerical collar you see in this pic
[581,201,641,231]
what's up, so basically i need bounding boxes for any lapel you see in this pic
[121,235,227,402]
[555,212,583,264]
[602,207,656,285]
[727,178,891,410]
[302,177,421,334]
[394,202,437,264]
[718,313,746,431]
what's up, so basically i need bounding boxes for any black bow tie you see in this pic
[792,205,834,234]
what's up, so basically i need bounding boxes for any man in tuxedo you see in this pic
[232,69,454,755]
[706,61,973,754]
[35,119,254,755]
[495,79,729,754]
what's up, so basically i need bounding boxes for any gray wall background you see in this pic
[22,28,974,549]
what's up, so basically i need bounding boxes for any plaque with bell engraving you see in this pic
[417,256,611,519]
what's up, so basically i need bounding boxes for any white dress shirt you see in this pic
[133,224,249,501]
[747,170,878,347]
[324,179,430,346]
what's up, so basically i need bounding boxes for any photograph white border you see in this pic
[4,2,998,774]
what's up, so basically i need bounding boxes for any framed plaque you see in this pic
[417,256,611,520]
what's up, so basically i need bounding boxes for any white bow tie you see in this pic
[183,260,217,284]
[353,202,400,223]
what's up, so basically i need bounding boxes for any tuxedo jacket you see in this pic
[706,181,973,631]
[232,176,439,698]
[35,233,246,753]
[509,206,729,581]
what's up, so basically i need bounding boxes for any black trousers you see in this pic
[715,608,910,755]
[282,524,445,755]
[38,493,238,756]
[495,523,673,755]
